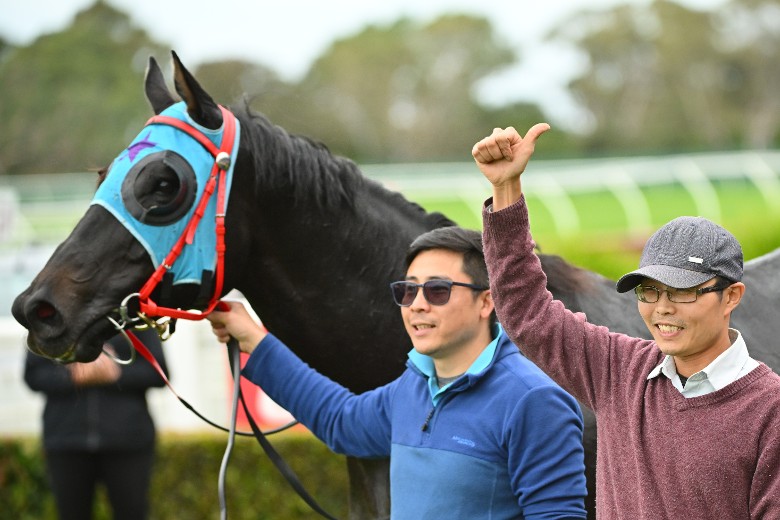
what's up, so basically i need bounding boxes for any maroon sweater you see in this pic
[482,196,780,519]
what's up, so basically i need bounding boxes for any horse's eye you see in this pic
[121,151,197,226]
[156,178,176,195]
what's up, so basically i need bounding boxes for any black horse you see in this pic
[15,51,779,519]
[13,51,455,518]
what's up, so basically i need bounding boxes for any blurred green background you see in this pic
[4,1,780,517]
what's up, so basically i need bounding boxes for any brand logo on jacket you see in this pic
[451,435,476,448]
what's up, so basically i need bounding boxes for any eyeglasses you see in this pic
[634,282,730,304]
[390,280,488,307]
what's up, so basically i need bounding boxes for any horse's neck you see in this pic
[726,248,780,370]
[226,196,418,390]
[231,127,448,297]
[244,184,425,282]
[221,143,444,390]
[740,249,780,310]
[745,247,780,281]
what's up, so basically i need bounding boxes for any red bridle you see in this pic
[132,105,237,322]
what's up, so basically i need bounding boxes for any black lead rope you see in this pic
[122,330,337,519]
[219,340,241,520]
[224,340,340,520]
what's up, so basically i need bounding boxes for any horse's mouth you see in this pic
[25,314,118,363]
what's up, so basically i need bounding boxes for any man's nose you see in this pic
[409,287,430,310]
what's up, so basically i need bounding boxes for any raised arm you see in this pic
[474,125,654,410]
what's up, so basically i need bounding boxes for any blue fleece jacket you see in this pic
[242,330,586,520]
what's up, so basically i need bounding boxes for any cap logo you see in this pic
[688,256,703,264]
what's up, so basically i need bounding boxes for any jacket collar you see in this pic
[407,325,514,404]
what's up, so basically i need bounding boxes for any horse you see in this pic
[22,50,780,519]
[13,51,453,519]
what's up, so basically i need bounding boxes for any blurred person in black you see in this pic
[24,328,167,520]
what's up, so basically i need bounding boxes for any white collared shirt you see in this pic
[647,328,760,398]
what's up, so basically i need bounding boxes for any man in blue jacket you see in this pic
[209,226,587,519]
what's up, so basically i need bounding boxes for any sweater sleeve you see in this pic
[482,196,650,410]
[242,333,394,458]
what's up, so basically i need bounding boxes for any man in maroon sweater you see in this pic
[472,124,780,519]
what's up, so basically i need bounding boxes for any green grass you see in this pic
[411,178,780,281]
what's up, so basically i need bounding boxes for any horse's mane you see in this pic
[539,252,611,295]
[232,100,453,228]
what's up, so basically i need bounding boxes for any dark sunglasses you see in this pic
[389,280,489,307]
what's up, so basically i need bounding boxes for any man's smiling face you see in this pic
[637,278,739,372]
[400,249,492,371]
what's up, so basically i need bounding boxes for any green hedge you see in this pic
[0,432,350,520]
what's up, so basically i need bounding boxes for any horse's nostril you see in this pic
[24,295,64,335]
[35,301,57,320]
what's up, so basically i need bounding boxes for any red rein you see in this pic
[136,107,236,321]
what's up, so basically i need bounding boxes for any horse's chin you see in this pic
[25,316,116,363]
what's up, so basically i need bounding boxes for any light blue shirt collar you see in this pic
[408,325,503,406]
[647,328,759,397]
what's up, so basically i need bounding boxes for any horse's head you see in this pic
[12,51,240,362]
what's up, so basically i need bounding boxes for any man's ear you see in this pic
[724,282,745,315]
[480,290,495,320]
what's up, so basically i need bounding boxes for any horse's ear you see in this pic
[171,50,223,129]
[145,56,176,115]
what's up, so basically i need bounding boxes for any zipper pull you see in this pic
[421,407,435,431]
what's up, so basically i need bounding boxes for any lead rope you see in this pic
[113,319,294,436]
[219,341,341,519]
[119,326,339,519]
[236,372,341,520]
[219,339,241,520]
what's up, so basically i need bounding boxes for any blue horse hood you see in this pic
[91,102,240,286]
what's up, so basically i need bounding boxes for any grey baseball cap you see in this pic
[615,216,743,293]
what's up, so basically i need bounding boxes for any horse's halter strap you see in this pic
[135,106,236,321]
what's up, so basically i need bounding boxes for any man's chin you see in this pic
[410,341,441,358]
[654,339,685,358]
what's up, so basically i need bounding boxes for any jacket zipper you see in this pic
[421,407,436,431]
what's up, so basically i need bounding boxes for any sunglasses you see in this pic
[389,280,489,307]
